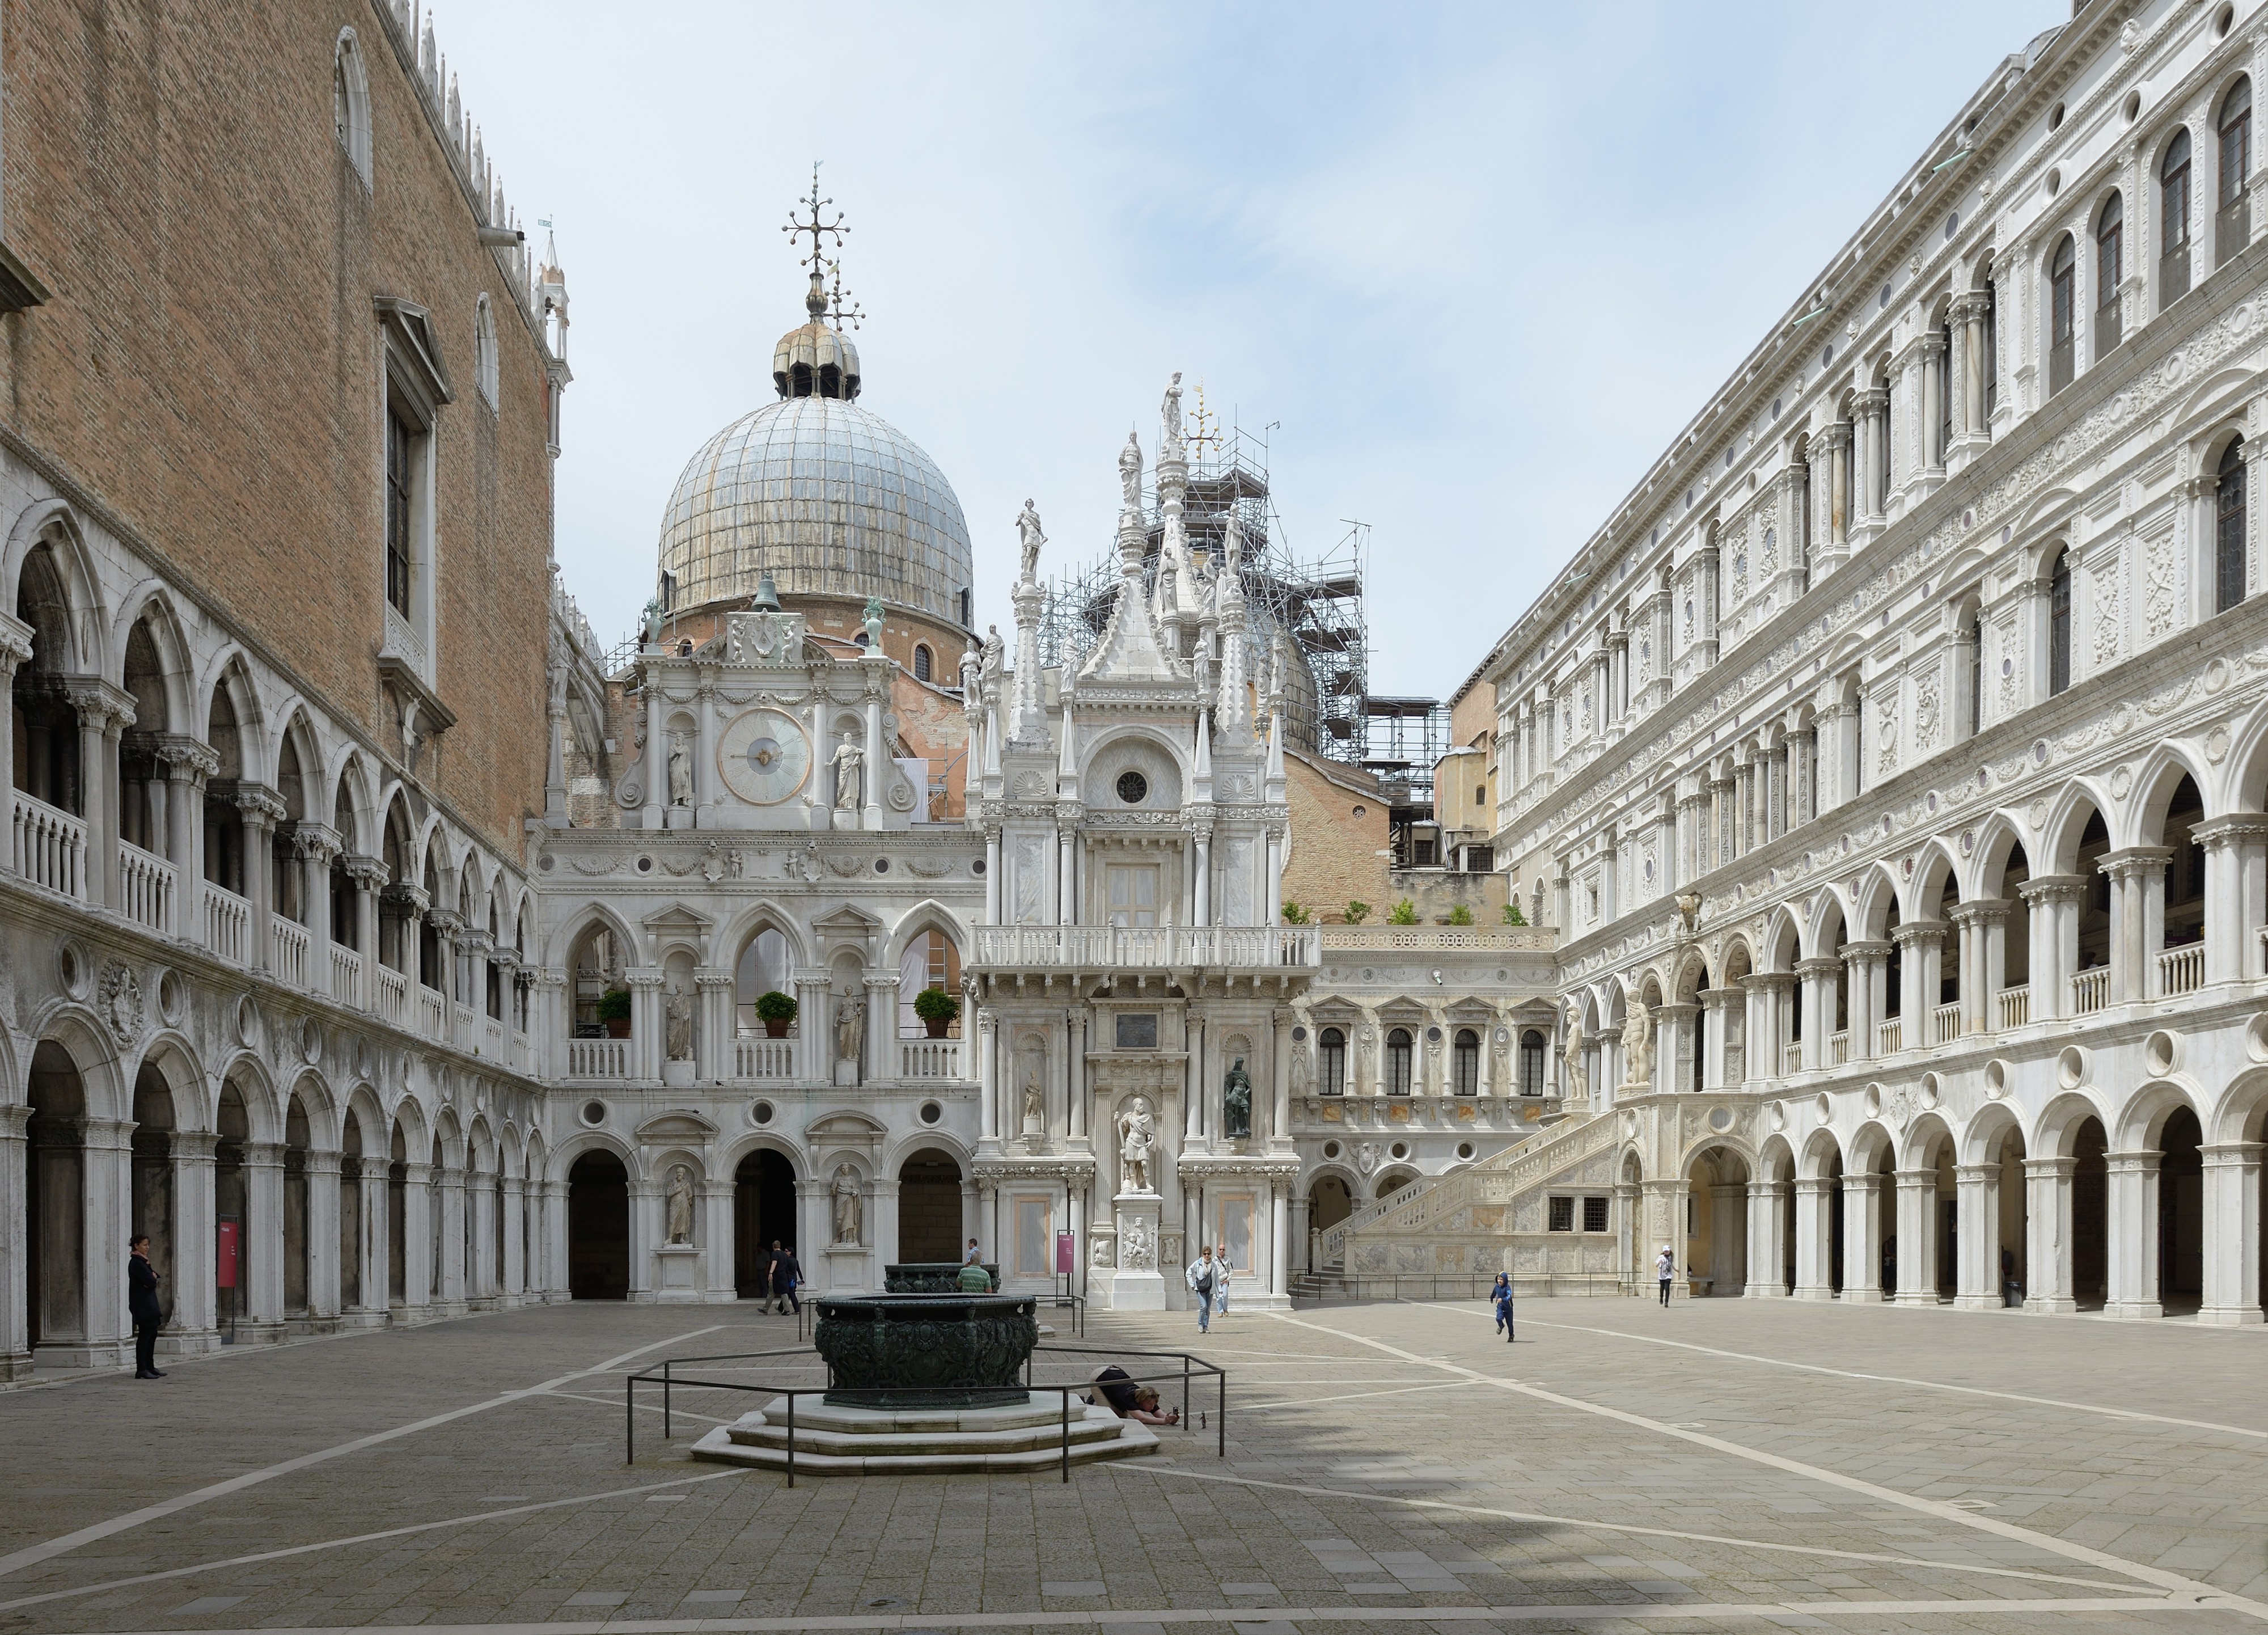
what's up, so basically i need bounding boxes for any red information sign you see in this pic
[217,1221,239,1288]
[1055,1230,1075,1274]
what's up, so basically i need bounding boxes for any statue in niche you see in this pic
[1222,1057,1253,1139]
[1023,1072,1044,1131]
[831,734,863,811]
[1622,1000,1654,1091]
[1015,498,1046,584]
[666,732,692,807]
[831,1165,862,1245]
[834,995,865,1067]
[1119,432,1143,511]
[664,983,694,1062]
[1117,1096,1157,1194]
[665,1164,695,1245]
[1562,1009,1587,1102]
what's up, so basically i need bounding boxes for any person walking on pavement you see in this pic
[1490,1271,1510,1335]
[1656,1245,1675,1308]
[1184,1245,1220,1334]
[1492,1273,1515,1343]
[768,1240,803,1315]
[129,1235,165,1379]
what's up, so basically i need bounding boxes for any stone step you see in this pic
[689,1414,1159,1476]
[718,1397,1137,1458]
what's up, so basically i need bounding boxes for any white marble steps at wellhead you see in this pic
[687,1393,1161,1475]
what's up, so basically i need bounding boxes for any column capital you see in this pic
[2191,814,2268,846]
[1890,919,1947,949]
[1842,939,1894,962]
[1952,1163,1998,1184]
[2105,1150,2161,1175]
[2015,873,2089,904]
[2098,846,2173,880]
[167,1128,218,1160]
[1892,1167,1937,1187]
[1945,898,2011,927]
[1793,956,1843,978]
[240,1140,286,1169]
[2021,1156,2077,1178]
[2201,1140,2266,1164]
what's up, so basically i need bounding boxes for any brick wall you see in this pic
[1282,749,1391,924]
[0,2,556,852]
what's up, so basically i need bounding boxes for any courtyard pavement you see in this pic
[0,1294,2263,1633]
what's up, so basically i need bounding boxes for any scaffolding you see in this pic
[1360,695,1451,811]
[1037,415,1373,766]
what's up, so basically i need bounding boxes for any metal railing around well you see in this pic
[623,1340,1224,1485]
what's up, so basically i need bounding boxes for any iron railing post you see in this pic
[1061,1388,1070,1483]
[663,1358,672,1440]
[786,1392,796,1489]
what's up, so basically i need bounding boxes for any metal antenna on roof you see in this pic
[782,162,848,277]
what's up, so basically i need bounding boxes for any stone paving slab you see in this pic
[0,1297,2260,1631]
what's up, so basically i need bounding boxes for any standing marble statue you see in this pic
[1622,999,1654,1091]
[664,982,693,1062]
[1562,1009,1587,1102]
[1221,1057,1253,1139]
[830,1165,862,1245]
[833,995,865,1068]
[1117,1096,1157,1193]
[1119,431,1143,510]
[979,624,1005,690]
[665,1164,695,1245]
[831,734,862,812]
[666,732,693,807]
[1161,371,1183,441]
[1015,499,1046,584]
[1023,1073,1044,1130]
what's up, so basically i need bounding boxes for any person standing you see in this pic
[1184,1245,1219,1334]
[963,1237,983,1266]
[957,1257,995,1293]
[1214,1250,1233,1318]
[128,1235,165,1379]
[1492,1274,1515,1343]
[1656,1245,1675,1308]
[768,1240,803,1315]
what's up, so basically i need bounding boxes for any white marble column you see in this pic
[1792,1177,1836,1300]
[1841,1172,1886,1303]
[2103,1150,2161,1320]
[2022,1156,2076,1315]
[242,1140,287,1342]
[1952,1162,2001,1310]
[2199,1141,2265,1326]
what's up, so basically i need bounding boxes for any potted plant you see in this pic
[914,986,960,1039]
[1503,899,1526,926]
[1388,898,1419,925]
[1280,901,1310,925]
[596,987,632,1040]
[1447,902,1474,926]
[754,990,797,1039]
[1344,900,1372,925]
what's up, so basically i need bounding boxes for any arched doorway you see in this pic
[215,1083,250,1337]
[733,1150,796,1296]
[1308,1175,1352,1235]
[568,1152,630,1299]
[1374,1169,1417,1203]
[26,1041,88,1356]
[387,1125,408,1309]
[283,1097,311,1320]
[2159,1106,2204,1315]
[129,1064,177,1316]
[897,1149,963,1264]
[2073,1116,2109,1309]
[1686,1147,1750,1295]
[338,1112,364,1311]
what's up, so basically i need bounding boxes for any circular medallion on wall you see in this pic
[580,1100,607,1127]
[1455,1142,1476,1161]
[750,1099,775,1127]
[1115,769,1148,804]
[716,709,814,805]
[1388,1142,1409,1161]
[919,1100,942,1126]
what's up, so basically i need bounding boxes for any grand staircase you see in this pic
[1299,1104,1624,1295]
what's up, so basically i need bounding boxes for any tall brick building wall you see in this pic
[0,0,557,851]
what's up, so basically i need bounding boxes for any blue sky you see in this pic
[436,1,2065,698]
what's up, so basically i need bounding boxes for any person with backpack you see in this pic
[1184,1245,1220,1333]
[1490,1272,1512,1338]
[1656,1244,1675,1308]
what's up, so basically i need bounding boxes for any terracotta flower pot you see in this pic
[924,1017,951,1039]
[764,1019,790,1039]
[604,1017,631,1040]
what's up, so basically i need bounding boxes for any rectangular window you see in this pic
[384,404,413,616]
[1319,1029,1345,1096]
[1106,864,1159,928]
[1014,1196,1052,1278]
[1465,845,1493,874]
[1114,1012,1159,1050]
[1582,1195,1610,1233]
[1547,1196,1575,1233]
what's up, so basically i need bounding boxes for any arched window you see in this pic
[1966,606,1983,737]
[1982,277,2000,419]
[2163,128,2194,307]
[2049,548,2073,695]
[1318,1028,1345,1096]
[2217,439,2248,614]
[2094,193,2123,358]
[1452,1029,1479,1096]
[2220,78,2252,265]
[2048,235,2076,394]
[913,644,932,682]
[1385,1028,1413,1096]
[1518,1030,1545,1095]
[473,296,499,409]
[333,32,371,186]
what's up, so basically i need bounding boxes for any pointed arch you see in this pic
[1902,839,1960,922]
[6,500,108,676]
[2038,780,2113,873]
[115,584,195,734]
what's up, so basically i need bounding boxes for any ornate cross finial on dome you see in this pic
[825,257,864,332]
[1184,383,1220,461]
[782,162,849,279]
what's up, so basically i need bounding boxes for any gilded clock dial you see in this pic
[716,709,812,805]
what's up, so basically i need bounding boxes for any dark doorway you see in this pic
[2159,1106,2204,1312]
[27,1042,88,1353]
[897,1150,963,1264]
[284,1099,310,1318]
[733,1151,796,1297]
[2073,1116,2109,1308]
[568,1151,630,1300]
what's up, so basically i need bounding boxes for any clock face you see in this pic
[716,710,812,805]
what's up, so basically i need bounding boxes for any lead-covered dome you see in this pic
[658,285,973,626]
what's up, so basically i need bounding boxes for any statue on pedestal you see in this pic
[666,732,692,808]
[1562,1008,1587,1102]
[1015,499,1046,584]
[1622,999,1655,1091]
[833,995,865,1069]
[664,983,693,1062]
[1023,1073,1044,1131]
[1117,1096,1157,1193]
[831,734,863,812]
